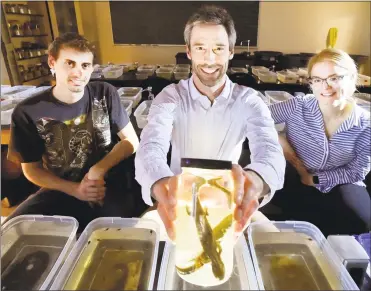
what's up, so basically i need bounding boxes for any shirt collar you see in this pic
[305,94,362,132]
[188,74,232,101]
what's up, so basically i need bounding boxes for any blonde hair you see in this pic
[307,48,359,93]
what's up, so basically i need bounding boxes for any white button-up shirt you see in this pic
[135,76,285,206]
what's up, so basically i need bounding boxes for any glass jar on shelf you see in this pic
[18,4,27,14]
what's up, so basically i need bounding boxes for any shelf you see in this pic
[16,55,48,62]
[11,34,48,38]
[6,12,44,17]
[22,73,51,84]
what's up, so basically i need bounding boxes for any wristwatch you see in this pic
[313,175,319,185]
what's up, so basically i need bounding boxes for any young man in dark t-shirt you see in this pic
[6,33,141,229]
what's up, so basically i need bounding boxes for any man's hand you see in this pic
[87,164,107,181]
[300,172,314,187]
[232,164,265,235]
[71,173,106,202]
[152,176,178,240]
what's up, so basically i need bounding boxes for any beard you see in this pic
[67,78,86,93]
[192,62,228,87]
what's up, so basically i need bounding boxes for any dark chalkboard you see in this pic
[110,1,259,46]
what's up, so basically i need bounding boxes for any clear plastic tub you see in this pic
[247,221,358,290]
[265,91,294,104]
[134,100,152,129]
[15,86,51,99]
[353,93,371,102]
[266,91,294,132]
[117,87,142,108]
[358,74,370,86]
[1,106,16,125]
[1,85,36,99]
[277,71,299,84]
[102,66,124,79]
[258,71,277,83]
[50,217,160,291]
[287,67,308,77]
[174,67,190,80]
[121,99,133,117]
[1,215,78,290]
[355,97,370,112]
[175,64,191,70]
[252,66,269,76]
[160,64,176,69]
[157,235,258,290]
[136,72,149,80]
[230,67,248,74]
[156,67,173,80]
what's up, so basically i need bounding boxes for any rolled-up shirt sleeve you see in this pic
[135,86,178,206]
[244,91,286,206]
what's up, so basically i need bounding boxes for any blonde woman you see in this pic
[264,48,370,236]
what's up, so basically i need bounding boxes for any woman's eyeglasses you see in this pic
[308,75,347,87]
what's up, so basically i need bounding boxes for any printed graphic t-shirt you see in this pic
[9,81,129,182]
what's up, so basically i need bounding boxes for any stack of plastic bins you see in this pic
[136,65,156,80]
[258,71,277,83]
[247,221,358,290]
[1,215,78,290]
[251,66,269,76]
[156,67,173,80]
[230,67,248,74]
[117,87,143,108]
[276,71,299,84]
[174,65,191,80]
[50,217,160,291]
[265,91,294,132]
[134,100,152,129]
[157,235,259,290]
[102,66,124,79]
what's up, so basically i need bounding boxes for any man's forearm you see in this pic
[93,140,136,174]
[22,164,77,196]
[278,134,307,175]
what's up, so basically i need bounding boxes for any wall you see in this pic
[79,1,370,66]
[1,52,11,85]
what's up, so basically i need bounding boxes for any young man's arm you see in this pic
[22,161,105,201]
[88,122,139,179]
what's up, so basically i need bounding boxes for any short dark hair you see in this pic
[48,32,95,60]
[184,5,237,50]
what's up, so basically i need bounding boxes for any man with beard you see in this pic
[6,33,142,230]
[135,5,285,240]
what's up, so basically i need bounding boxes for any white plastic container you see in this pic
[230,67,248,74]
[1,85,36,99]
[247,221,359,290]
[1,104,16,125]
[258,71,277,83]
[102,65,124,79]
[358,74,370,86]
[117,87,142,108]
[15,86,51,100]
[353,92,371,102]
[50,217,160,291]
[277,71,299,84]
[1,215,78,290]
[121,99,133,117]
[134,100,152,129]
[156,67,173,80]
[175,64,191,70]
[157,235,258,290]
[252,66,269,76]
[174,67,190,80]
[265,91,294,132]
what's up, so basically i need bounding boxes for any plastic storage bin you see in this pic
[174,67,190,80]
[15,86,51,99]
[358,74,370,86]
[277,71,299,84]
[1,85,36,99]
[355,97,370,112]
[230,67,248,74]
[247,221,358,290]
[157,235,258,290]
[134,100,152,129]
[160,64,176,69]
[354,93,371,102]
[50,217,160,291]
[102,66,124,79]
[121,99,133,117]
[175,64,191,70]
[265,91,294,132]
[258,71,277,83]
[252,66,269,76]
[117,87,142,108]
[156,67,173,80]
[1,215,78,290]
